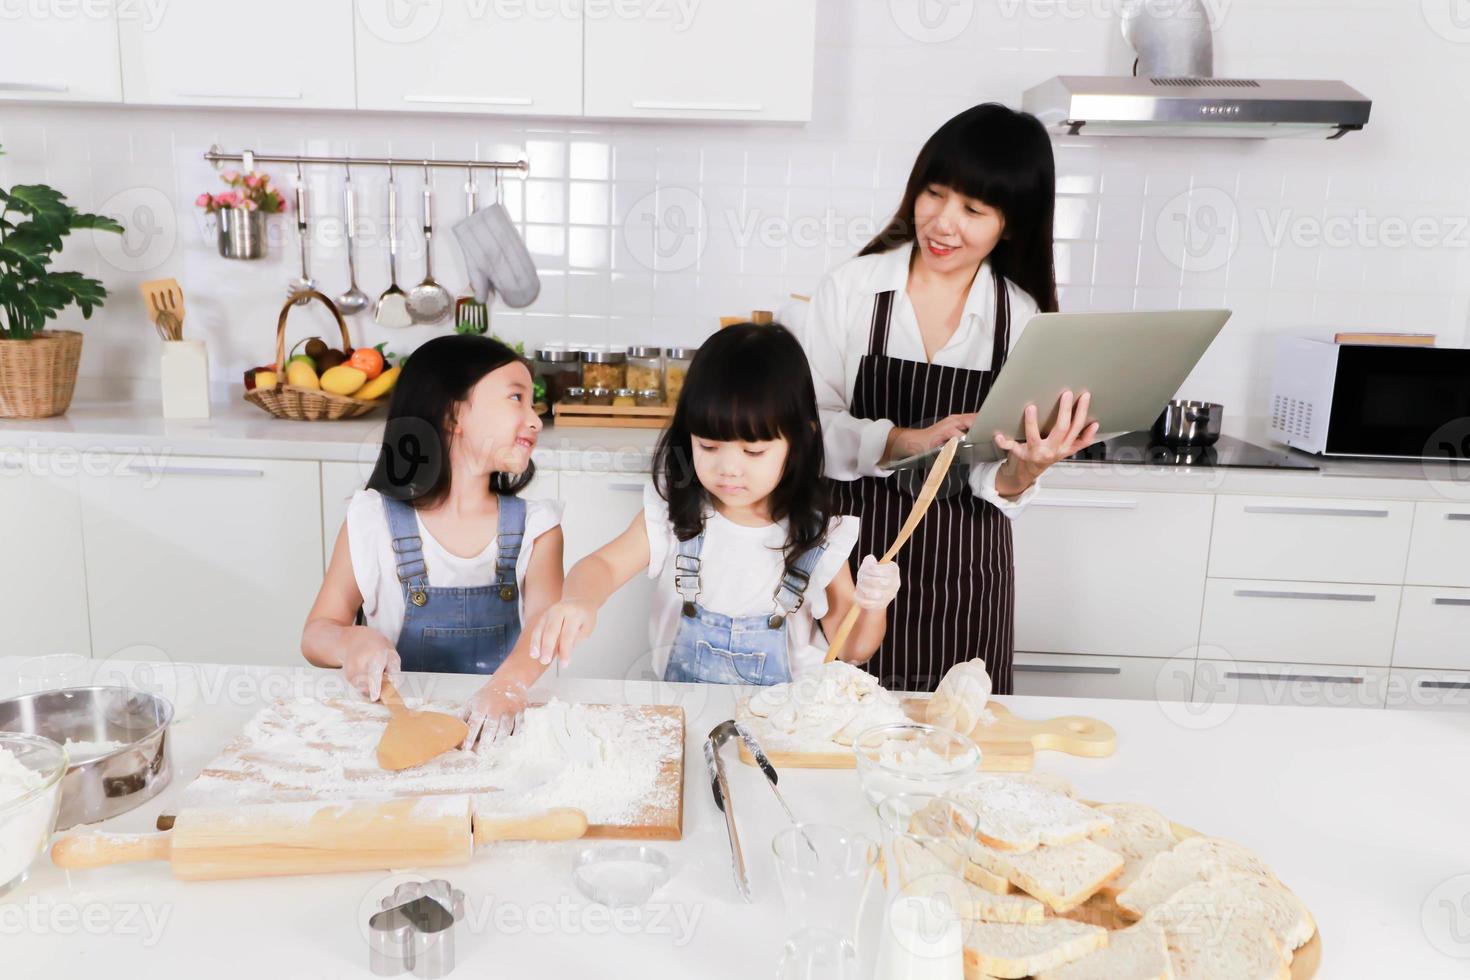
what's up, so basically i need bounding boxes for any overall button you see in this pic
[499,585,517,602]
[410,590,428,607]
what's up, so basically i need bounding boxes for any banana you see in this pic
[354,365,400,401]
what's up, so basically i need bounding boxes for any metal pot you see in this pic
[0,686,173,828]
[217,207,268,259]
[1151,399,1223,448]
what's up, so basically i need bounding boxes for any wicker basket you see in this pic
[244,290,385,421]
[0,330,83,419]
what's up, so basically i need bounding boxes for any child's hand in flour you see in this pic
[527,598,598,667]
[461,678,528,751]
[341,628,402,701]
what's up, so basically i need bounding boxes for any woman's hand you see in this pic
[994,390,1100,498]
[853,555,902,610]
[461,678,528,751]
[885,413,976,464]
[527,598,599,667]
[340,628,401,701]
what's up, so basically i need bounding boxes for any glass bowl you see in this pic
[572,844,671,908]
[852,723,981,808]
[0,732,68,896]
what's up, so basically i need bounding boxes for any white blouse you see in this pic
[803,246,1042,516]
[346,489,564,644]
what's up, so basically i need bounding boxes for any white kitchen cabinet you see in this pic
[1013,652,1182,702]
[353,0,581,116]
[1392,586,1470,671]
[1385,667,1470,712]
[80,455,323,666]
[0,456,90,657]
[1208,495,1412,584]
[0,2,121,103]
[1013,489,1214,659]
[583,0,817,121]
[1404,501,1470,587]
[555,470,653,680]
[1199,578,1400,668]
[1193,658,1388,710]
[320,461,369,570]
[118,0,355,108]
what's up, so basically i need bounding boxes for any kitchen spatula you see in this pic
[823,436,962,664]
[376,679,470,771]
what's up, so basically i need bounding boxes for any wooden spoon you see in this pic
[376,679,470,771]
[824,436,962,665]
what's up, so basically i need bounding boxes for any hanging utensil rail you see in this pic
[203,144,529,176]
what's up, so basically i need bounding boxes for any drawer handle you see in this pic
[631,100,764,112]
[1032,499,1139,511]
[608,482,646,492]
[1431,597,1470,607]
[1447,513,1470,521]
[1225,671,1365,684]
[0,81,68,93]
[123,465,266,479]
[403,94,534,106]
[1014,664,1123,676]
[174,89,303,101]
[1420,680,1470,691]
[1242,505,1389,518]
[1232,589,1376,603]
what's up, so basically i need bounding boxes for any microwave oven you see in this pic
[1269,338,1470,459]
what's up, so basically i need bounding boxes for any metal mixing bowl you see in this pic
[0,686,173,829]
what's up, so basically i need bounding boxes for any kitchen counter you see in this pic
[3,396,1468,500]
[7,660,1469,978]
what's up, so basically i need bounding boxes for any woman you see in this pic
[804,103,1098,694]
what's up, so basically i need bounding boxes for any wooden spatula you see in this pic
[140,278,185,336]
[376,679,470,771]
[824,436,962,664]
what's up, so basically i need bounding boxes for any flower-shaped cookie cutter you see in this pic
[368,879,466,979]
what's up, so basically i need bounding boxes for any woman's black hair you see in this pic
[366,334,534,508]
[653,323,830,567]
[861,102,1058,314]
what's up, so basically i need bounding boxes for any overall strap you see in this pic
[674,532,705,617]
[382,495,430,607]
[768,540,831,628]
[494,494,527,602]
[991,270,1012,373]
[867,290,896,358]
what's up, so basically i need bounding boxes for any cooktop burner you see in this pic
[1067,432,1319,470]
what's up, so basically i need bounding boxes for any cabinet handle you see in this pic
[403,94,533,106]
[0,82,68,93]
[1032,498,1139,510]
[123,465,266,479]
[1420,680,1470,691]
[1446,513,1470,522]
[1242,505,1389,518]
[1014,664,1123,676]
[631,100,764,112]
[608,481,646,492]
[1232,588,1376,603]
[1432,597,1470,607]
[174,89,303,101]
[1225,671,1364,684]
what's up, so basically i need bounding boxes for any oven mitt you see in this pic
[451,202,540,308]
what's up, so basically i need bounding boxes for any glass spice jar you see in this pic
[581,349,627,391]
[635,389,663,407]
[612,388,637,407]
[626,346,663,397]
[534,348,581,406]
[561,386,587,406]
[585,386,614,407]
[663,347,697,404]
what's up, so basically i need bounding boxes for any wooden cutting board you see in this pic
[737,698,1115,772]
[163,698,685,841]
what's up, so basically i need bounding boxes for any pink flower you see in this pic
[244,174,260,189]
[275,197,287,213]
[243,199,259,212]
[221,170,240,184]
[195,192,212,208]
[216,191,240,208]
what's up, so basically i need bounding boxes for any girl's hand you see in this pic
[461,678,527,751]
[886,413,976,464]
[994,390,1100,496]
[341,629,402,701]
[853,555,901,610]
[528,598,599,667]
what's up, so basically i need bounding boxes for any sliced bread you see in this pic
[964,919,1109,979]
[1161,910,1290,980]
[1148,872,1315,953]
[892,838,1044,924]
[966,837,1124,913]
[950,777,1113,852]
[1092,802,1178,894]
[1034,922,1173,980]
[1116,837,1276,918]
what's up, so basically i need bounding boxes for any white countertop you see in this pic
[7,661,1469,979]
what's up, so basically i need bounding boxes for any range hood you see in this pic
[1022,2,1371,139]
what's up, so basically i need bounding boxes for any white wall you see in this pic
[3,0,1468,419]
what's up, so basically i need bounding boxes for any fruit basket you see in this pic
[244,290,398,421]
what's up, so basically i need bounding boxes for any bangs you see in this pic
[681,360,792,444]
[913,104,1052,220]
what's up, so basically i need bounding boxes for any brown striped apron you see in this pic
[829,280,1014,694]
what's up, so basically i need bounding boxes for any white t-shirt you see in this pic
[346,488,564,645]
[641,482,861,679]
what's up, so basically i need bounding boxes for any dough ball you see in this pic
[926,659,992,734]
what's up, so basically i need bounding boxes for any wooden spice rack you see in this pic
[552,403,674,429]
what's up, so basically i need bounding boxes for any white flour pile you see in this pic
[737,660,908,752]
[0,744,57,889]
[0,746,42,805]
[62,738,125,761]
[180,697,678,827]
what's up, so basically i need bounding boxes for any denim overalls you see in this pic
[662,530,829,686]
[382,494,526,675]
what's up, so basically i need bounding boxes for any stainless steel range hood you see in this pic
[1021,1,1370,139]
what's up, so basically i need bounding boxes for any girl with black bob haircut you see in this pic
[520,322,904,686]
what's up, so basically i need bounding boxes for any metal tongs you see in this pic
[704,720,806,902]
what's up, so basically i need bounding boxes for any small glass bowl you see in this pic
[572,844,672,908]
[0,733,68,896]
[852,723,981,808]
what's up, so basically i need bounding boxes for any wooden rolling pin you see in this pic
[51,797,588,881]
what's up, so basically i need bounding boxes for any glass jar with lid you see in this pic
[585,386,614,407]
[635,389,663,408]
[534,348,581,407]
[581,349,627,392]
[626,346,663,397]
[612,387,637,407]
[561,386,587,406]
[663,347,697,404]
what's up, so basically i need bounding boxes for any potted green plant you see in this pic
[0,147,122,418]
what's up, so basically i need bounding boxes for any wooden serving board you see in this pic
[165,698,684,841]
[737,699,1115,773]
